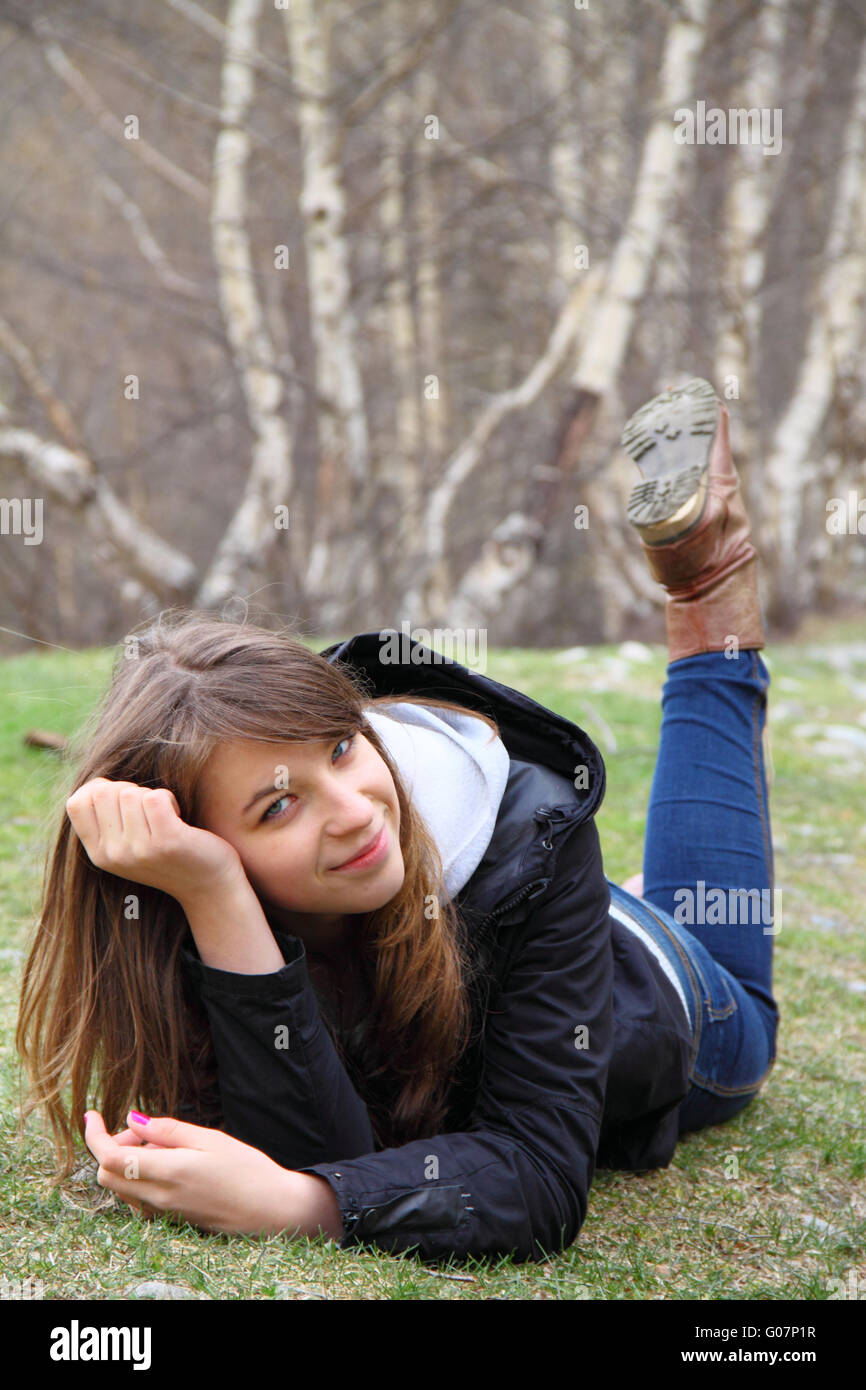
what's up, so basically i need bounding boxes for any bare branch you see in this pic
[31,16,210,205]
[161,0,294,87]
[0,315,87,452]
[0,425,198,598]
[401,263,606,614]
[340,0,462,126]
[93,171,206,299]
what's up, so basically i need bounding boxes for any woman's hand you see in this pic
[66,778,244,904]
[83,1111,342,1239]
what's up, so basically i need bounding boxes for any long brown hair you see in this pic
[15,609,502,1179]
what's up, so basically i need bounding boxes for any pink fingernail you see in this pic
[129,1111,150,1124]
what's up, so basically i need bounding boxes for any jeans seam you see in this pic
[751,653,774,892]
[638,900,703,1064]
[690,1052,777,1096]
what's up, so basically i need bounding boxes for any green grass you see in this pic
[1,625,864,1300]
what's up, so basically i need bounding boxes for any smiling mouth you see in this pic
[331,825,387,871]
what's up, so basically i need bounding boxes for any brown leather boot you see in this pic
[621,378,765,662]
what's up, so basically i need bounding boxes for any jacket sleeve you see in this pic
[179,930,376,1169]
[297,814,615,1263]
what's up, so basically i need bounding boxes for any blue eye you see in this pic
[333,733,356,760]
[260,733,356,823]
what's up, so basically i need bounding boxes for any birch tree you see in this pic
[762,34,866,622]
[553,0,710,469]
[414,66,450,474]
[714,0,790,503]
[374,3,424,593]
[196,0,297,610]
[280,0,374,627]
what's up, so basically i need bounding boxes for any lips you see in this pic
[332,825,386,870]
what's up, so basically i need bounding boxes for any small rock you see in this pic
[798,1215,846,1239]
[273,1283,327,1300]
[124,1281,207,1300]
[809,915,838,931]
[792,723,866,758]
[618,641,652,663]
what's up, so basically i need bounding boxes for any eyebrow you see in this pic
[242,782,290,816]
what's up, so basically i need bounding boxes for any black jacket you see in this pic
[180,631,694,1263]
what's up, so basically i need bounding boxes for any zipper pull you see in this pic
[534,805,567,850]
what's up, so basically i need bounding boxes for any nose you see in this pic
[322,779,376,840]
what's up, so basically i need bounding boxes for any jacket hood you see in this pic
[318,630,607,923]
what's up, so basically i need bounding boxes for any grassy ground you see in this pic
[0,621,864,1300]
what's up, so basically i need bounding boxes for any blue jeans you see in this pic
[606,649,779,1134]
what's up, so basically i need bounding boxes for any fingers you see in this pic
[137,788,183,843]
[66,779,180,839]
[65,781,103,852]
[84,1113,179,1223]
[144,786,182,820]
[82,1108,111,1160]
[116,783,154,845]
[122,1196,159,1221]
[65,779,187,884]
[66,778,137,857]
[126,1113,211,1150]
[111,1127,149,1148]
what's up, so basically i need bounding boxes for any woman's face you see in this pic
[194,728,405,954]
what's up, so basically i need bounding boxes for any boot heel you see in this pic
[622,378,719,542]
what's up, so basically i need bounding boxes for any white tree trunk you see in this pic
[569,0,709,399]
[196,0,297,610]
[280,0,373,620]
[414,66,449,472]
[714,0,791,509]
[715,0,790,380]
[763,35,866,617]
[376,7,423,587]
[539,1,584,296]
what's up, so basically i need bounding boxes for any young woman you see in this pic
[16,378,778,1264]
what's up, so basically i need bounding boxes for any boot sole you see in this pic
[621,378,719,543]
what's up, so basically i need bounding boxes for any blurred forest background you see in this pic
[0,0,865,652]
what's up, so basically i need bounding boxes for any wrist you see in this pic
[273,1170,344,1243]
[177,857,250,912]
[180,869,285,975]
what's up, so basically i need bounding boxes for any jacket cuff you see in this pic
[294,1162,472,1256]
[180,928,309,999]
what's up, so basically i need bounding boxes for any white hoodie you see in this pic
[363,700,511,898]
